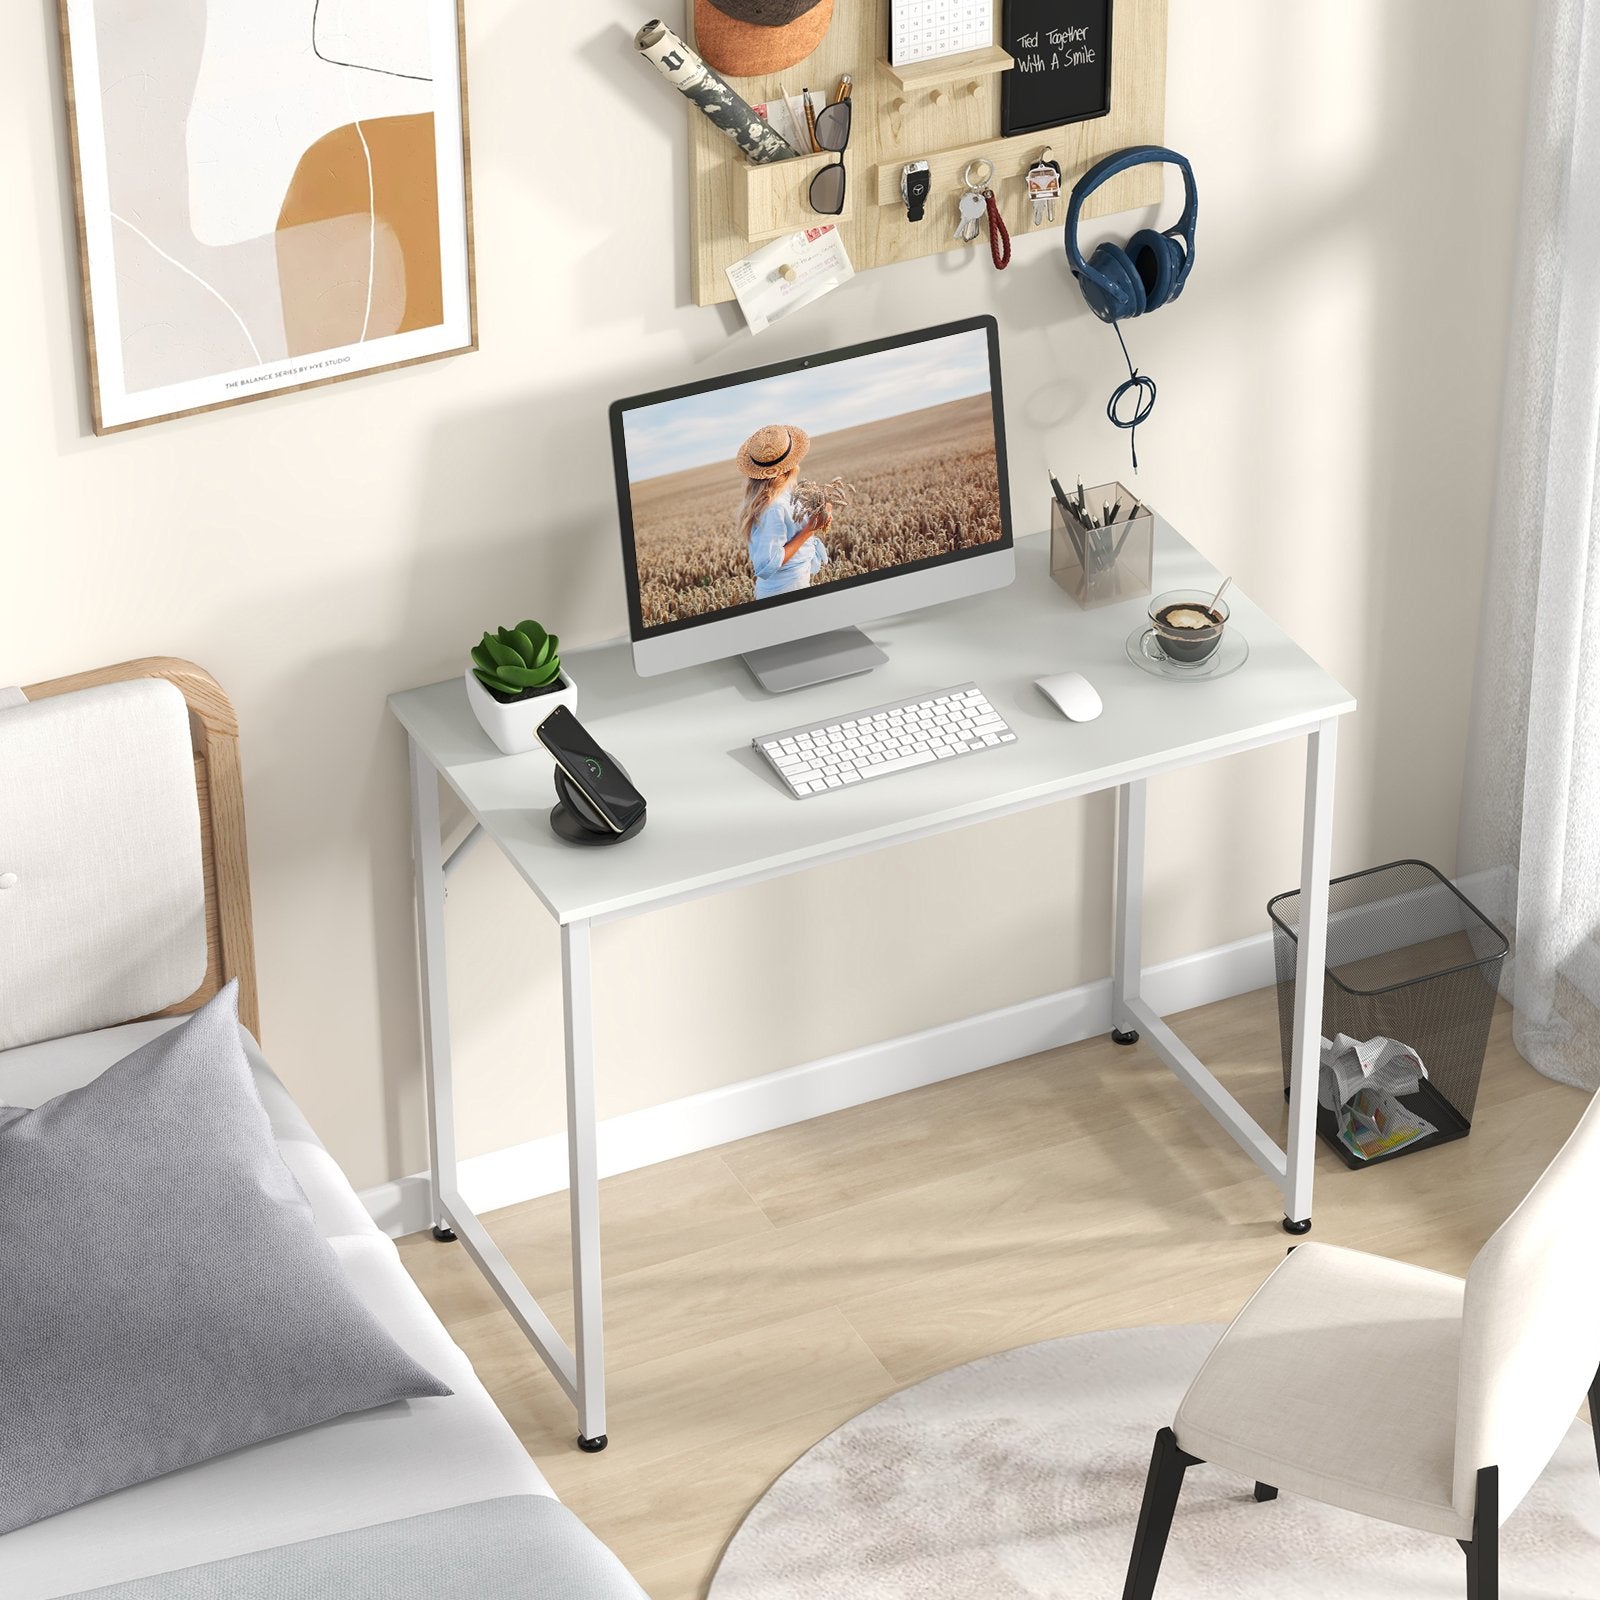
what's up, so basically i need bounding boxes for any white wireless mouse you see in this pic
[1035,670,1103,722]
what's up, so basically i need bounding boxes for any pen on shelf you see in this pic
[802,88,821,152]
[1108,496,1123,524]
[834,74,852,103]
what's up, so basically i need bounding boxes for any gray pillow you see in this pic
[0,982,449,1535]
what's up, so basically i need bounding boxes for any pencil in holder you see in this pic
[1050,484,1153,609]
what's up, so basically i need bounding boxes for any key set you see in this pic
[951,158,1011,271]
[954,187,987,243]
[1026,154,1063,227]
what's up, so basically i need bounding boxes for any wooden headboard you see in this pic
[21,658,260,1038]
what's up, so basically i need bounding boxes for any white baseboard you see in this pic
[361,930,1276,1238]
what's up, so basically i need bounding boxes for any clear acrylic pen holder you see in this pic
[1050,483,1153,609]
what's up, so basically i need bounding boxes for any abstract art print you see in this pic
[58,0,475,433]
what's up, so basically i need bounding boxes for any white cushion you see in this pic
[1174,1242,1470,1539]
[0,680,207,1050]
[0,1020,553,1600]
[1456,1090,1600,1521]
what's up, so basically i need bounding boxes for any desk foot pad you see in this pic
[1110,1028,1140,1046]
[1281,1216,1313,1236]
[578,1434,609,1453]
[430,1224,457,1242]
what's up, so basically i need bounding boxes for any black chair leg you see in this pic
[1589,1365,1600,1478]
[1457,1465,1498,1600]
[1253,1482,1278,1502]
[1122,1427,1202,1600]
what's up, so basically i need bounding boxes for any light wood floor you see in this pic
[398,987,1588,1599]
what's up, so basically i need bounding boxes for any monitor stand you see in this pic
[741,627,888,693]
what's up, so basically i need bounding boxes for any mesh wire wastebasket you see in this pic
[1269,860,1509,1169]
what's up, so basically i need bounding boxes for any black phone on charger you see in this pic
[536,705,647,834]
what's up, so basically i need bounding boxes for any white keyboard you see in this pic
[754,683,1017,799]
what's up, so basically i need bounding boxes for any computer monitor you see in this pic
[609,316,1014,691]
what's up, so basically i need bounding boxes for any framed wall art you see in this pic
[57,0,476,433]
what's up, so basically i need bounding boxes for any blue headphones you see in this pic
[1064,145,1198,323]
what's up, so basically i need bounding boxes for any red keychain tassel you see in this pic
[983,189,1011,271]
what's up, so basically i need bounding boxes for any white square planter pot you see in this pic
[464,668,577,755]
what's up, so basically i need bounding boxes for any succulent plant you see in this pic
[471,621,562,700]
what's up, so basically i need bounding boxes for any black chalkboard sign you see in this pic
[1000,0,1113,138]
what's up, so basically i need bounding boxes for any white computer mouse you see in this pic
[1035,670,1103,722]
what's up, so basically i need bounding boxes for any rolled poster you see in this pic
[634,20,798,165]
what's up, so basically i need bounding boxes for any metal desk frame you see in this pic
[402,721,1338,1452]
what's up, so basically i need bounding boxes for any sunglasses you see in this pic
[808,99,852,217]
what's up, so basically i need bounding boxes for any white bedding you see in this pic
[0,1019,552,1600]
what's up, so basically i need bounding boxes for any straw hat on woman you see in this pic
[735,425,832,600]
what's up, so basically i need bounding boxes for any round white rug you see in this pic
[708,1324,1600,1599]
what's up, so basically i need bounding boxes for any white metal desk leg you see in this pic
[408,738,459,1242]
[563,920,608,1451]
[1111,781,1147,1045]
[1283,718,1339,1235]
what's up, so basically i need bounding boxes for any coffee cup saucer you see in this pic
[1125,624,1249,682]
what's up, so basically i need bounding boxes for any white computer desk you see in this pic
[389,521,1355,1450]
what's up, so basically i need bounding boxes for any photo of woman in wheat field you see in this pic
[733,423,836,599]
[620,328,1003,631]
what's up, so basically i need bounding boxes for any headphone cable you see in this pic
[1108,320,1157,473]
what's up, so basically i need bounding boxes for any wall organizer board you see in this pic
[685,0,1167,307]
[56,0,476,433]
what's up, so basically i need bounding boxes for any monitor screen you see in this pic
[610,318,1010,641]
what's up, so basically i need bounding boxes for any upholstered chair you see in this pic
[1122,1091,1600,1600]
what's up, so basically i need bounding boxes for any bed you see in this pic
[0,661,642,1599]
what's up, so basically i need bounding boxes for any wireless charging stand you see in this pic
[549,754,646,847]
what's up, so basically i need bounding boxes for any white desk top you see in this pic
[390,525,1354,926]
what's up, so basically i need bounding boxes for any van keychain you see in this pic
[1027,155,1063,226]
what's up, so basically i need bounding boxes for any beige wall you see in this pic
[4,3,1530,1192]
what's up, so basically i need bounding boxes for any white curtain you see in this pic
[1460,0,1600,1089]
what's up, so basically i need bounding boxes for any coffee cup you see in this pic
[1148,589,1228,666]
